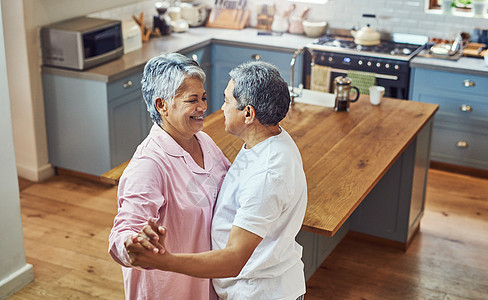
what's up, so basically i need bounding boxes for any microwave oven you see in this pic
[41,17,124,70]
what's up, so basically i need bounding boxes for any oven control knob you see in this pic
[385,63,390,69]
[358,60,363,65]
[376,62,381,68]
[328,57,334,62]
[367,61,372,67]
[394,64,400,70]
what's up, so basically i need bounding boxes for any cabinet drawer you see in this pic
[108,72,143,101]
[412,68,488,95]
[431,125,488,170]
[415,89,488,128]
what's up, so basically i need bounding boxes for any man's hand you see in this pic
[133,217,167,254]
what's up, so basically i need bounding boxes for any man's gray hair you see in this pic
[229,61,290,125]
[141,53,206,125]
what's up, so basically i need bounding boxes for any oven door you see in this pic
[327,68,409,100]
[303,51,411,100]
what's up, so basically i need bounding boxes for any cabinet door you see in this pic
[43,73,111,176]
[410,67,488,170]
[210,44,303,114]
[108,91,147,168]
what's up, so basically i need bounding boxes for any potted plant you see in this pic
[441,0,454,14]
[472,0,487,16]
[454,0,471,11]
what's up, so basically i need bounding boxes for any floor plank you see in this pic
[9,169,488,299]
[306,169,488,299]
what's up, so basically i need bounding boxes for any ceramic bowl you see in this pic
[302,20,327,38]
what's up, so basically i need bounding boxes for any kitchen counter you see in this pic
[410,55,488,77]
[203,95,438,237]
[42,27,316,83]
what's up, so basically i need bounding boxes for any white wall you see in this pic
[4,0,488,182]
[0,2,34,298]
[3,0,139,182]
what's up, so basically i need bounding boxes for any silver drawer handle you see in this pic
[123,81,133,88]
[463,80,475,87]
[455,141,468,148]
[251,54,261,60]
[459,104,472,112]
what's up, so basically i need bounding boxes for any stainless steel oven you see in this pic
[303,33,428,100]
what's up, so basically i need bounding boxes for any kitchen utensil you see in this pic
[302,20,327,38]
[289,7,310,34]
[369,86,385,105]
[351,24,380,46]
[271,3,295,33]
[333,75,360,112]
[180,2,208,27]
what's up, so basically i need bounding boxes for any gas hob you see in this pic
[307,34,428,61]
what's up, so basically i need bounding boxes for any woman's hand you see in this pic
[124,218,169,268]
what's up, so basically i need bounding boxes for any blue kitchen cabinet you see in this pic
[410,67,488,170]
[210,43,303,114]
[43,68,149,176]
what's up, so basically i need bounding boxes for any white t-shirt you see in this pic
[211,128,307,300]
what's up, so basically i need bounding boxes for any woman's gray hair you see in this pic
[229,61,290,125]
[141,53,206,125]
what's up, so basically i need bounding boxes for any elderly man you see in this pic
[126,61,308,300]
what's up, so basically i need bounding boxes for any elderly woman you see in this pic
[108,53,230,300]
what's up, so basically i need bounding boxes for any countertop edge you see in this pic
[410,56,488,77]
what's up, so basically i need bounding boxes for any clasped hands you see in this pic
[124,217,168,268]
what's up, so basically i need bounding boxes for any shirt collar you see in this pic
[149,123,213,173]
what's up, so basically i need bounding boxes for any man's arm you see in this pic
[127,223,262,278]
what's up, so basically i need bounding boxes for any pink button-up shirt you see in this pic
[109,124,230,300]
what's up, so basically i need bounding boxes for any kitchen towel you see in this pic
[347,70,377,95]
[311,65,332,93]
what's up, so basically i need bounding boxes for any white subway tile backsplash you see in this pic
[87,0,487,40]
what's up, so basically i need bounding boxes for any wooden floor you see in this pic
[10,169,488,299]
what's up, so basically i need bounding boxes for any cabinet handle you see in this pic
[455,141,468,148]
[459,104,472,112]
[463,80,475,87]
[251,54,261,60]
[192,54,198,61]
[123,81,133,88]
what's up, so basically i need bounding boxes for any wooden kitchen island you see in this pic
[202,95,438,279]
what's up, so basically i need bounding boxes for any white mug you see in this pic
[369,86,385,105]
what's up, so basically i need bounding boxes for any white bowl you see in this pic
[302,20,327,38]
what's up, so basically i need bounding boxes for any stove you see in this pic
[309,35,425,61]
[303,33,428,100]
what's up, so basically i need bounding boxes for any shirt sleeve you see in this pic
[232,171,289,238]
[108,156,166,267]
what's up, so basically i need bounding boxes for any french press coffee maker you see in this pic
[333,75,360,112]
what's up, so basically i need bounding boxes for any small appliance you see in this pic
[41,17,123,70]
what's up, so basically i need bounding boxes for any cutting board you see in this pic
[463,43,487,58]
[206,8,249,29]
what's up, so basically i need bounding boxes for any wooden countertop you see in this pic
[203,96,438,237]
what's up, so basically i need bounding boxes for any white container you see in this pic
[369,86,385,106]
[122,20,142,54]
[302,20,327,38]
